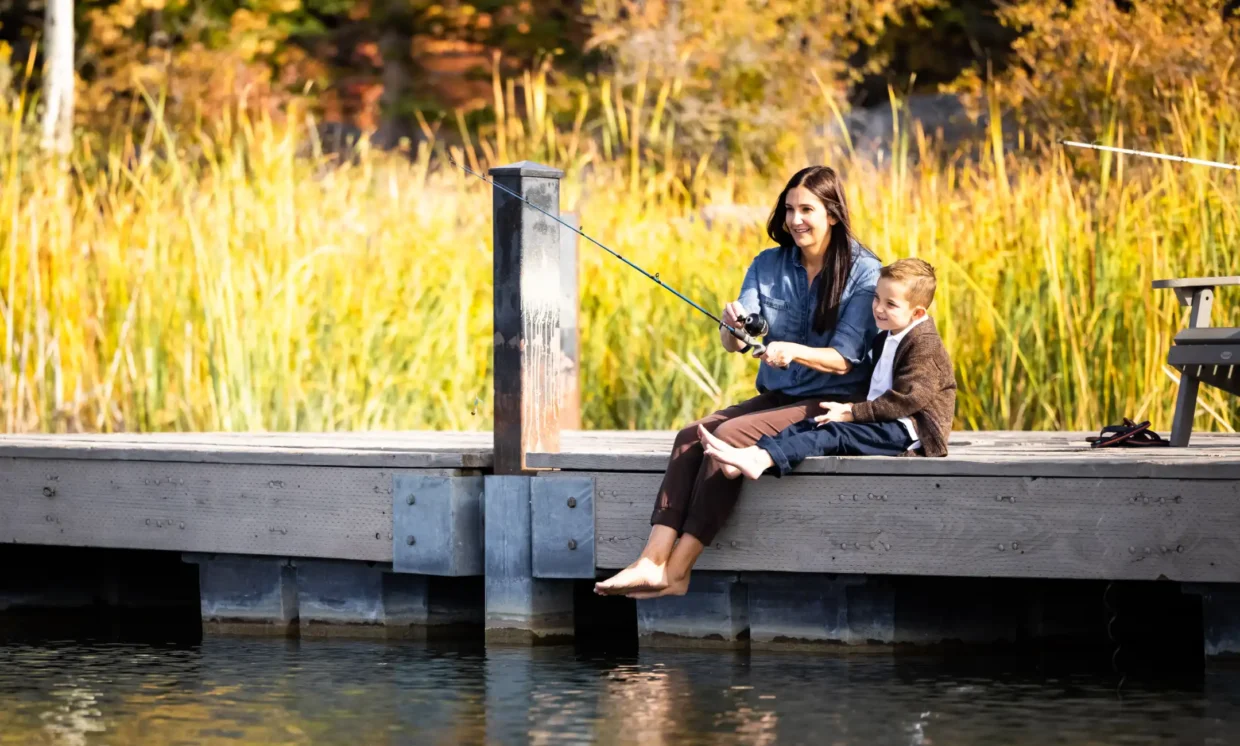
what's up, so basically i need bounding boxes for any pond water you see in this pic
[1,637,1237,745]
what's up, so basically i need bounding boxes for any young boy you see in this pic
[702,258,956,480]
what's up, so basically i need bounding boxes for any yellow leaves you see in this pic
[230,10,271,35]
[252,0,302,13]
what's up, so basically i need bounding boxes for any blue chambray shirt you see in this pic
[737,240,882,398]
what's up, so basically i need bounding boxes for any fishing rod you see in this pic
[448,156,771,356]
[1061,140,1240,171]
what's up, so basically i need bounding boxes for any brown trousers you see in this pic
[650,390,858,545]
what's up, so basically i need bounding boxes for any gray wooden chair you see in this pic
[1153,276,1240,446]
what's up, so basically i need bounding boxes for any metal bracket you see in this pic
[392,474,484,576]
[530,477,595,578]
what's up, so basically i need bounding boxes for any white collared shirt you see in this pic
[865,316,928,451]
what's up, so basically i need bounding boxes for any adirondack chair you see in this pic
[1153,276,1240,446]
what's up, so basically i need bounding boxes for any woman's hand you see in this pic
[813,402,854,424]
[757,341,798,369]
[720,301,749,353]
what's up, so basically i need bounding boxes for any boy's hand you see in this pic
[814,402,854,424]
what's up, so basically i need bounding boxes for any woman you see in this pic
[594,165,881,599]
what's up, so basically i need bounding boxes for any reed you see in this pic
[2,68,1238,435]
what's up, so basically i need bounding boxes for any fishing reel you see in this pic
[741,313,768,339]
[725,313,769,357]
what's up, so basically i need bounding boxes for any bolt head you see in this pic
[567,539,577,550]
[407,494,416,505]
[406,535,416,546]
[567,497,577,508]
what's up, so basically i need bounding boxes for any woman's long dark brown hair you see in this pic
[766,166,856,335]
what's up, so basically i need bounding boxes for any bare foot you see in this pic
[594,557,669,596]
[697,426,743,479]
[700,439,774,481]
[627,572,691,600]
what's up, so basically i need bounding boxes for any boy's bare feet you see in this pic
[594,557,669,596]
[699,425,774,480]
[697,425,742,478]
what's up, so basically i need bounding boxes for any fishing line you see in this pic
[447,157,769,355]
[1061,140,1240,171]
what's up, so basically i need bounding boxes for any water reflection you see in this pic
[0,638,1237,745]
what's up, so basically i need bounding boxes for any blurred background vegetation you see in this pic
[3,0,1240,435]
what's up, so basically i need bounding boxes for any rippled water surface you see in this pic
[1,638,1238,745]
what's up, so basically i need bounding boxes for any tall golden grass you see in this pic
[2,63,1239,434]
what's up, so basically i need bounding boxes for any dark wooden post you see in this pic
[490,161,564,473]
[485,162,575,644]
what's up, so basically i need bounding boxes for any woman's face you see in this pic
[784,185,838,253]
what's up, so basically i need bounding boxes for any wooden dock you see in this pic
[3,429,1239,651]
[6,429,1239,578]
[3,161,1239,655]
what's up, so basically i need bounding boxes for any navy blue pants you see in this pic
[755,419,914,476]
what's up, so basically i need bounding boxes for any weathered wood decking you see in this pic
[3,430,1239,583]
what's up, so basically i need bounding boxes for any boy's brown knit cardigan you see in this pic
[849,317,957,457]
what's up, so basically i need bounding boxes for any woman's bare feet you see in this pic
[594,557,669,596]
[625,532,703,600]
[627,572,690,599]
[698,425,774,480]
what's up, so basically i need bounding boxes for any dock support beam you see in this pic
[746,573,894,650]
[185,555,482,638]
[297,560,481,639]
[484,476,575,644]
[185,554,299,636]
[1186,583,1240,659]
[636,572,749,649]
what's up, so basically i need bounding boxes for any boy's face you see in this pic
[872,277,927,332]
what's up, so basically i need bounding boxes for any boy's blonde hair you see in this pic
[880,258,936,308]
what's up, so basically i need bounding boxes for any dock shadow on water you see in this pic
[0,635,1238,745]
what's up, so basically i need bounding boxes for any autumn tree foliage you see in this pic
[3,1,1240,151]
[583,0,941,159]
[952,0,1240,139]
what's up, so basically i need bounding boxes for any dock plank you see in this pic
[532,431,1240,479]
[0,432,493,468]
[0,457,456,561]
[573,471,1240,581]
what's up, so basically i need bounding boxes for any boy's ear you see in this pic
[912,305,929,319]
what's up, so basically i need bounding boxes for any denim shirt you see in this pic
[737,241,881,398]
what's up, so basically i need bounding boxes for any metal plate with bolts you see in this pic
[392,474,484,576]
[530,477,595,578]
